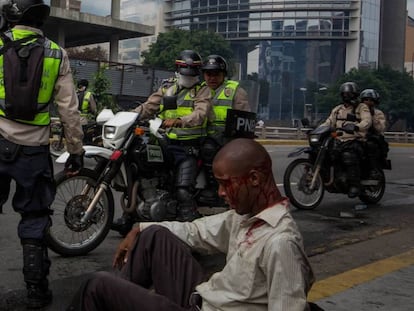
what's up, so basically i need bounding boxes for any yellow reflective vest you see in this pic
[79,90,92,117]
[203,80,239,135]
[159,83,208,141]
[0,29,62,126]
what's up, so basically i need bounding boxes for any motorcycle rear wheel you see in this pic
[283,158,324,210]
[359,169,386,204]
[46,168,114,257]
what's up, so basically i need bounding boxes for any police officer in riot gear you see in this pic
[111,50,211,233]
[360,88,386,135]
[319,82,372,198]
[202,54,250,143]
[198,55,253,202]
[360,88,389,175]
[0,0,84,308]
[77,79,97,126]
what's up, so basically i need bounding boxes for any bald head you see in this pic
[213,138,281,215]
[213,138,272,176]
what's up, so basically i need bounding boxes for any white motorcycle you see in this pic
[46,104,256,257]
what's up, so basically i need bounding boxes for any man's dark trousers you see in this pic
[68,225,206,311]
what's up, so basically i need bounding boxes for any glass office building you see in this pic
[120,0,164,64]
[164,0,384,120]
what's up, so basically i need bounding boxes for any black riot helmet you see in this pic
[202,55,228,75]
[77,79,89,89]
[175,50,202,76]
[360,88,380,105]
[339,81,359,105]
[2,0,50,26]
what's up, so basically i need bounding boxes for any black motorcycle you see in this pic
[283,124,391,210]
[47,105,256,256]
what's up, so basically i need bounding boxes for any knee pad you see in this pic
[176,158,197,187]
[200,141,220,163]
[176,187,193,203]
[22,241,50,284]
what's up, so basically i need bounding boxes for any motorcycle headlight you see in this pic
[309,135,320,144]
[104,126,116,139]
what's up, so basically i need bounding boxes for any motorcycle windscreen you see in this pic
[224,109,257,139]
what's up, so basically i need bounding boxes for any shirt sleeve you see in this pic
[54,49,84,155]
[139,211,233,254]
[134,87,163,119]
[319,105,339,128]
[356,103,372,132]
[263,236,313,311]
[180,86,212,127]
[89,94,97,114]
[373,109,387,134]
[233,87,251,112]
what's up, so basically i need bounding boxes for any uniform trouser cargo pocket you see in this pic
[0,137,21,162]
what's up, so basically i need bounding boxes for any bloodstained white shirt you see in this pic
[139,199,315,311]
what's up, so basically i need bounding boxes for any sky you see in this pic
[408,0,414,17]
[44,0,111,16]
[80,0,111,16]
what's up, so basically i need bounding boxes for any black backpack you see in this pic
[0,32,45,121]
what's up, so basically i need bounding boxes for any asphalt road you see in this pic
[0,144,413,310]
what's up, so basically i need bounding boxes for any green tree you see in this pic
[67,45,108,61]
[141,28,234,73]
[92,67,119,112]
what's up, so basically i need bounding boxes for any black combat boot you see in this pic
[27,280,53,309]
[111,212,137,236]
[345,163,361,198]
[347,184,360,198]
[177,201,201,222]
[22,240,53,309]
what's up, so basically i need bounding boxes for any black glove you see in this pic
[342,123,359,134]
[64,151,84,175]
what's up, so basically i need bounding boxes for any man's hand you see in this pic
[112,226,141,270]
[162,118,183,128]
[342,123,359,134]
[64,151,84,177]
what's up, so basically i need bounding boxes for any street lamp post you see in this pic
[315,86,327,121]
[300,87,307,120]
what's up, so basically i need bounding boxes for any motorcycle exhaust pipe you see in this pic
[324,167,335,187]
[121,180,139,213]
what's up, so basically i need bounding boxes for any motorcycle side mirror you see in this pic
[161,95,178,111]
[346,113,357,122]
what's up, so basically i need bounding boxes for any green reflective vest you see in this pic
[203,80,239,135]
[0,29,62,126]
[80,90,92,117]
[159,83,207,140]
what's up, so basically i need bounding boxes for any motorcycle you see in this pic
[49,119,103,157]
[46,104,256,257]
[283,123,391,210]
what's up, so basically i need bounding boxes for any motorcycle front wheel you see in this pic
[46,168,115,257]
[283,158,324,210]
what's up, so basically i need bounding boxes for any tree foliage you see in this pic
[91,67,119,112]
[67,45,108,61]
[141,28,234,73]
